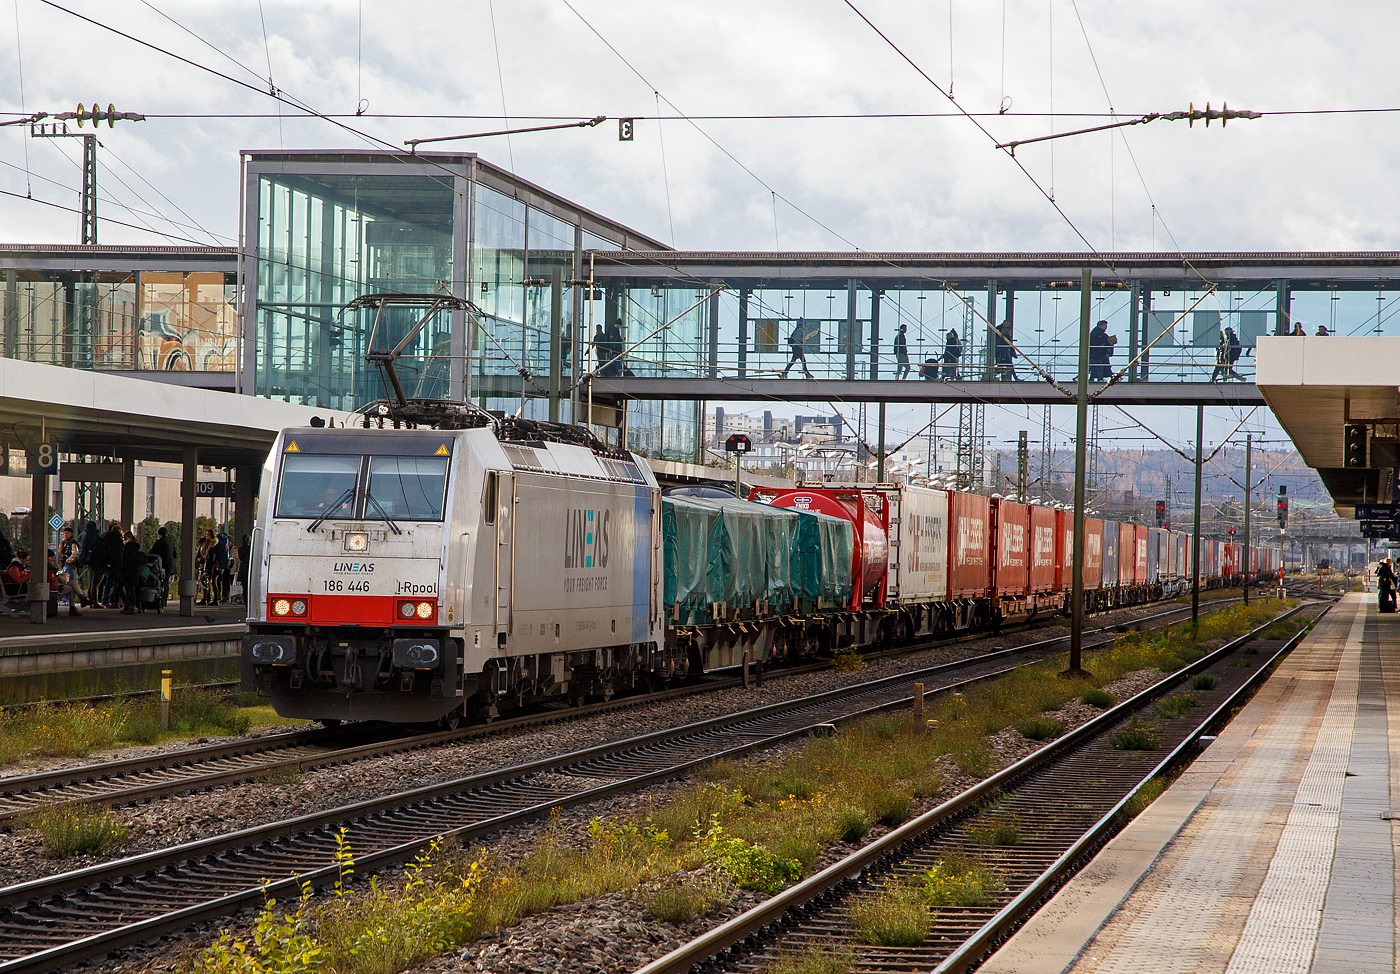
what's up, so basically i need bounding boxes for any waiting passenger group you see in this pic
[1,521,251,617]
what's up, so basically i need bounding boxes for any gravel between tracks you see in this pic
[0,597,1217,890]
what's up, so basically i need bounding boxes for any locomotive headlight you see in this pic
[344,532,368,553]
[272,598,291,617]
[415,600,434,620]
[290,599,308,617]
[400,601,417,619]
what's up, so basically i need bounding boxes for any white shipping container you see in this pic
[888,485,950,602]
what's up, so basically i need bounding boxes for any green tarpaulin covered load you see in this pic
[662,495,854,624]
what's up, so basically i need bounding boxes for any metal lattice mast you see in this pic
[1039,404,1053,500]
[1017,431,1029,499]
[1088,404,1101,494]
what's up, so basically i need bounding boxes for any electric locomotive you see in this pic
[242,419,675,726]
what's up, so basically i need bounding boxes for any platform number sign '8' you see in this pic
[618,118,634,142]
[29,442,57,476]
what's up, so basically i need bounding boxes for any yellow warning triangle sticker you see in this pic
[435,444,450,456]
[285,440,300,452]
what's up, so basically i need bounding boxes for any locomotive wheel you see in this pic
[438,708,463,731]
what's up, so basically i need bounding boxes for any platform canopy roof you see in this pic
[0,358,354,468]
[1256,336,1400,517]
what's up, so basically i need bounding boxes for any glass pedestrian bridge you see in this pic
[493,249,1400,410]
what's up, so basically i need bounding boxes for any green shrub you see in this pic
[1081,688,1116,709]
[696,817,802,894]
[1120,777,1169,821]
[1188,673,1219,691]
[1112,720,1162,751]
[1014,717,1065,741]
[920,852,1004,907]
[849,883,930,946]
[1153,693,1200,719]
[772,834,820,874]
[23,803,129,859]
[171,689,252,736]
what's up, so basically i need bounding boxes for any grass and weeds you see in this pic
[919,852,1003,907]
[182,597,1297,973]
[967,818,1021,847]
[831,648,864,673]
[762,945,856,974]
[1189,673,1220,691]
[1153,693,1200,720]
[849,882,931,946]
[0,689,254,765]
[1120,776,1169,822]
[257,764,303,787]
[640,874,730,924]
[20,802,130,859]
[1112,720,1163,751]
[1014,717,1065,741]
[1080,688,1116,709]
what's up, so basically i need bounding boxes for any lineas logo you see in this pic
[564,508,611,569]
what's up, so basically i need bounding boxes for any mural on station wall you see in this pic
[136,272,236,372]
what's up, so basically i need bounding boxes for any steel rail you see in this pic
[932,603,1330,974]
[0,602,1235,974]
[632,599,1321,974]
[0,597,1232,822]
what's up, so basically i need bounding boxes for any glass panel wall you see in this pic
[256,171,454,407]
[472,183,525,410]
[0,271,232,371]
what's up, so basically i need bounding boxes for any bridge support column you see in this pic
[737,288,749,378]
[180,446,198,618]
[119,458,135,531]
[28,466,47,625]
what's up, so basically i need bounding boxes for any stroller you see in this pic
[136,554,168,614]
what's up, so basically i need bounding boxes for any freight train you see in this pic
[241,421,1281,727]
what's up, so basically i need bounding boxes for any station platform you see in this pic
[0,603,246,704]
[981,592,1396,974]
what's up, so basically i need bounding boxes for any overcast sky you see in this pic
[3,0,1396,453]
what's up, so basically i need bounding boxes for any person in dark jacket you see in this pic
[1088,320,1115,381]
[150,526,174,581]
[780,320,812,378]
[102,521,123,606]
[941,329,962,380]
[894,324,910,379]
[1224,327,1244,380]
[118,531,143,614]
[78,521,103,608]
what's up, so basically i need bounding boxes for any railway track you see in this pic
[0,596,1243,825]
[0,595,1272,974]
[634,599,1329,974]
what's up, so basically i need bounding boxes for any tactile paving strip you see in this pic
[1222,607,1366,974]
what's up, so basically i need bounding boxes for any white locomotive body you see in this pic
[242,426,668,725]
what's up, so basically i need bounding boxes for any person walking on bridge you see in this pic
[894,324,910,379]
[780,319,812,378]
[1088,320,1115,381]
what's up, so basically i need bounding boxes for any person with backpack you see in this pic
[780,319,813,378]
[214,531,233,603]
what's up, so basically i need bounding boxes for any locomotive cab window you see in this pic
[365,456,450,521]
[275,455,360,519]
[483,471,498,524]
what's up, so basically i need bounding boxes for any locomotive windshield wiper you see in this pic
[308,487,356,534]
[364,492,403,535]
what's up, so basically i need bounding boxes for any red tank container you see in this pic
[1029,505,1057,593]
[948,490,992,598]
[993,499,1030,598]
[765,487,889,607]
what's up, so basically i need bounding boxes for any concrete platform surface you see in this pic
[980,593,1397,974]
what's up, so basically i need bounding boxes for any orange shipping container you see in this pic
[993,499,1030,598]
[1133,525,1149,584]
[1029,505,1057,593]
[1119,523,1136,587]
[1083,517,1104,590]
[948,491,993,598]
